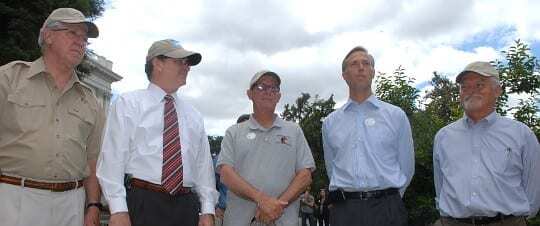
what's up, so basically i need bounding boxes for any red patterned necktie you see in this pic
[161,94,183,194]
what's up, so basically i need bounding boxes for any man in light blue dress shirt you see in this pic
[433,61,540,226]
[322,46,415,226]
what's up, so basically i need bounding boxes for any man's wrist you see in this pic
[86,202,104,211]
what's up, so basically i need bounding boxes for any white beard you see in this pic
[462,94,484,111]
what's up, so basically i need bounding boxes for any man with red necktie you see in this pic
[97,39,218,226]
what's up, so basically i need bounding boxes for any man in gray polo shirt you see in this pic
[217,70,315,226]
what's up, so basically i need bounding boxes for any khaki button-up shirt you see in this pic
[0,57,104,182]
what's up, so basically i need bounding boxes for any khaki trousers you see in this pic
[0,183,85,226]
[434,216,527,226]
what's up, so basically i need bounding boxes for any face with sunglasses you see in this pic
[247,75,281,111]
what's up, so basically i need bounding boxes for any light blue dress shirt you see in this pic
[322,95,415,196]
[433,112,540,218]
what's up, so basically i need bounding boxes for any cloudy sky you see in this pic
[90,0,540,136]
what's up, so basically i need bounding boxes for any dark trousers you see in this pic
[317,214,329,226]
[301,212,315,226]
[329,193,407,226]
[127,186,200,226]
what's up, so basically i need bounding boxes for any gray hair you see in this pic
[38,21,65,48]
[341,46,375,72]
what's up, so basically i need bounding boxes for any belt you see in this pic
[130,178,191,195]
[330,188,399,201]
[446,214,518,225]
[0,174,83,192]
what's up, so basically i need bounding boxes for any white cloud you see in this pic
[90,0,540,135]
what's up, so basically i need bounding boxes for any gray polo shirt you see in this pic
[217,115,315,226]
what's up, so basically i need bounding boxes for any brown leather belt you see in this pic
[130,178,191,195]
[0,174,83,192]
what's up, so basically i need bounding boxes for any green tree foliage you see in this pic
[424,72,462,125]
[494,39,540,117]
[0,0,105,65]
[375,65,419,116]
[281,93,335,192]
[208,135,223,155]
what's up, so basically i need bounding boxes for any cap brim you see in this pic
[59,20,99,38]
[164,49,201,66]
[455,70,493,83]
[84,22,99,38]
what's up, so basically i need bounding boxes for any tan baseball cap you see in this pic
[43,8,99,38]
[456,61,499,83]
[249,70,281,88]
[146,39,202,66]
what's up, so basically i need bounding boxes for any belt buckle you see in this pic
[359,191,370,200]
[338,189,346,201]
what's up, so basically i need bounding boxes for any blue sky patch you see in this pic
[455,25,516,52]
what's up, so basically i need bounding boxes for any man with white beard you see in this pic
[432,61,540,226]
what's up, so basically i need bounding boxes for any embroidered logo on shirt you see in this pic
[280,136,289,145]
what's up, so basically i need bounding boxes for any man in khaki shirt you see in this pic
[0,8,104,226]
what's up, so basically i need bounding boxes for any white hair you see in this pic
[37,21,65,48]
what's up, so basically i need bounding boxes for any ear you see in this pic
[43,30,53,45]
[494,84,502,97]
[246,89,253,100]
[152,58,163,73]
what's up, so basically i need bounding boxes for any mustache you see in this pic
[463,94,483,101]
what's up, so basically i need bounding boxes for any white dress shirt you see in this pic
[97,83,218,214]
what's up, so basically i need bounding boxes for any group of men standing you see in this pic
[0,7,538,226]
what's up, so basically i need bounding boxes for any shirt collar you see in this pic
[342,94,381,112]
[147,82,179,103]
[463,111,498,128]
[26,57,47,79]
[27,57,85,95]
[247,114,284,131]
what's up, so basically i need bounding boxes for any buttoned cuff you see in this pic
[108,197,128,214]
[200,201,215,215]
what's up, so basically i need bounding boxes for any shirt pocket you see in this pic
[66,102,96,149]
[487,146,515,175]
[371,124,397,161]
[6,93,47,132]
[271,134,294,151]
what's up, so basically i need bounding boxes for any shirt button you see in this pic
[56,134,60,139]
[55,118,59,123]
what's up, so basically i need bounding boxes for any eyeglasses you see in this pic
[459,81,488,92]
[170,58,188,66]
[253,84,280,93]
[51,27,89,45]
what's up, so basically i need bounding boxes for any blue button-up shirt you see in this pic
[322,95,415,196]
[433,112,540,218]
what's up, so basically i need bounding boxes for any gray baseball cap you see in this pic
[249,70,281,88]
[43,8,99,38]
[456,61,499,83]
[146,39,202,66]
